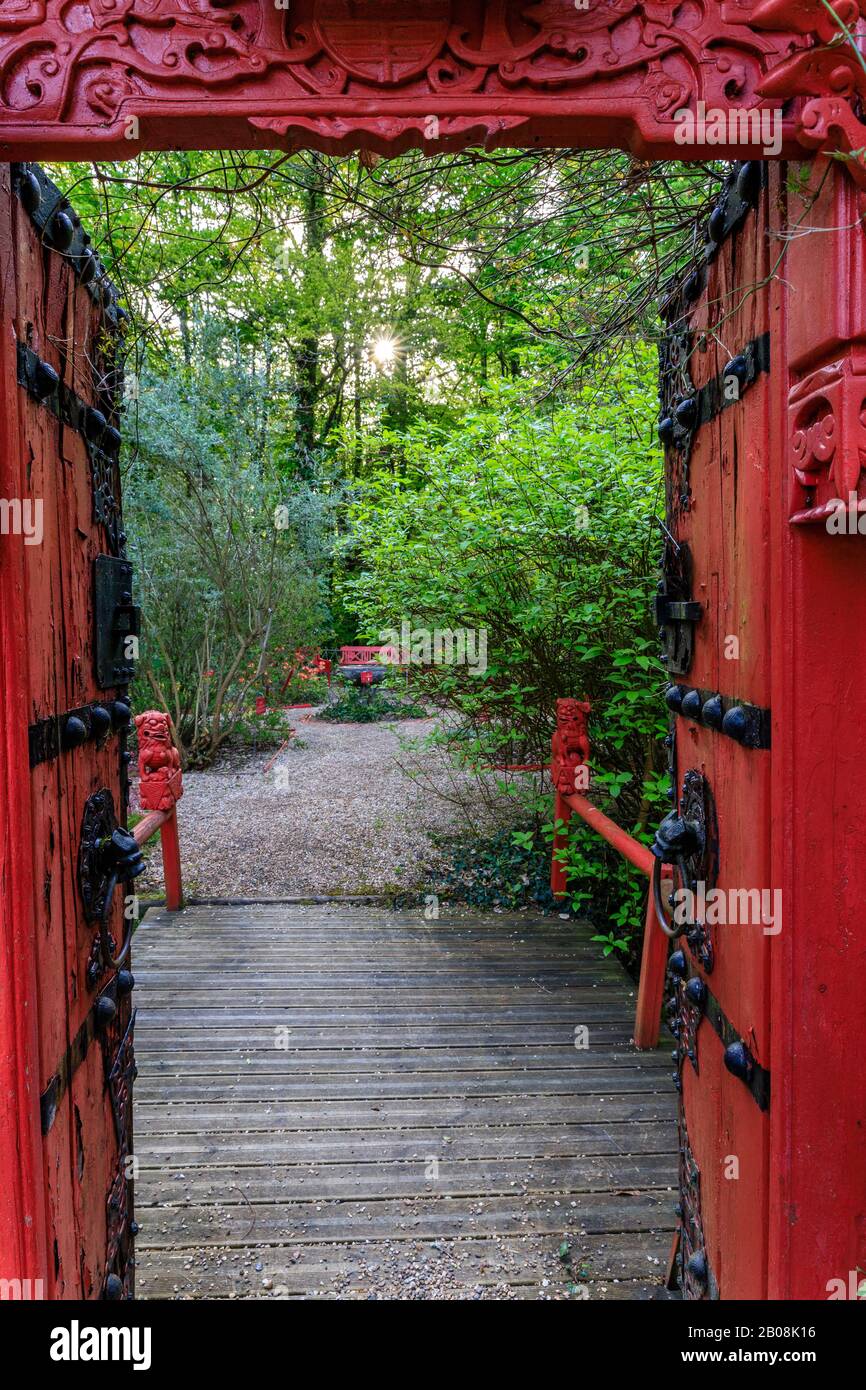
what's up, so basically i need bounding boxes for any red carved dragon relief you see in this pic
[753,0,866,187]
[0,1,821,159]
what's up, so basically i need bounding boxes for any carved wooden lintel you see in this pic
[0,2,819,162]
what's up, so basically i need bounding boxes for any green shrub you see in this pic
[425,826,559,913]
[338,363,667,960]
[231,709,295,749]
[319,686,428,723]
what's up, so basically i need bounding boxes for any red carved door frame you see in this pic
[0,3,862,181]
[1,2,865,1302]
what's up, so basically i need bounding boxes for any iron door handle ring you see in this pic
[652,854,685,940]
[99,870,134,970]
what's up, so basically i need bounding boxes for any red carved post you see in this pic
[135,711,184,911]
[159,815,184,915]
[550,698,590,900]
[633,873,672,1051]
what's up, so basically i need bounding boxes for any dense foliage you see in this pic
[51,147,718,949]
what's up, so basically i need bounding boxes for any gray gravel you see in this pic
[134,714,477,900]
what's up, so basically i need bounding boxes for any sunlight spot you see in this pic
[372,335,398,368]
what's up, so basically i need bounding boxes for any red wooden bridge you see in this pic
[1,2,865,1305]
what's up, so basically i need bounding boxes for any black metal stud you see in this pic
[708,205,727,244]
[78,249,98,286]
[111,700,132,730]
[686,1250,708,1284]
[684,270,702,303]
[84,406,108,444]
[701,694,724,729]
[724,1040,754,1084]
[724,354,749,390]
[90,705,112,743]
[95,995,117,1031]
[20,168,42,215]
[658,416,675,445]
[737,161,761,206]
[684,976,707,1012]
[665,684,686,713]
[675,397,698,429]
[722,705,750,744]
[61,716,88,751]
[668,949,688,979]
[116,970,135,996]
[33,359,59,401]
[49,210,75,252]
[104,1273,124,1301]
[681,688,703,720]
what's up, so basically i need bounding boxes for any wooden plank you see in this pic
[137,1191,676,1245]
[135,1231,671,1300]
[138,1009,634,1027]
[133,905,677,1299]
[134,1027,643,1048]
[136,1049,668,1068]
[134,1153,678,1203]
[136,1094,676,1132]
[134,1072,671,1106]
[135,1122,676,1164]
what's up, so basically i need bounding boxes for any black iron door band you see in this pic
[665,684,771,750]
[695,332,771,431]
[17,341,126,555]
[40,978,127,1135]
[11,163,122,327]
[676,967,771,1113]
[658,332,771,454]
[17,341,121,457]
[29,699,132,769]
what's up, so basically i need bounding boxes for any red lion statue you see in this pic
[551,697,591,795]
[135,710,183,813]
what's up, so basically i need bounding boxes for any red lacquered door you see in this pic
[657,160,866,1300]
[0,162,139,1299]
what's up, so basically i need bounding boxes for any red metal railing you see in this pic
[132,711,184,912]
[550,698,670,1050]
[339,645,388,665]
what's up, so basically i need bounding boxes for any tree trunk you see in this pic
[294,154,327,479]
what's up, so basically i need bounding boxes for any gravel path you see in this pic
[134,714,477,899]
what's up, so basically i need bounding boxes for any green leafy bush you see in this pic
[426,825,559,913]
[318,686,428,723]
[124,330,334,765]
[338,363,667,956]
[231,710,295,750]
[274,675,330,706]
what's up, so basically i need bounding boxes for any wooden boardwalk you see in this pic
[132,904,677,1300]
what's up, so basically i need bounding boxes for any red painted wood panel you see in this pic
[665,170,775,1300]
[666,162,866,1301]
[767,161,866,1301]
[0,169,134,1299]
[0,164,49,1297]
